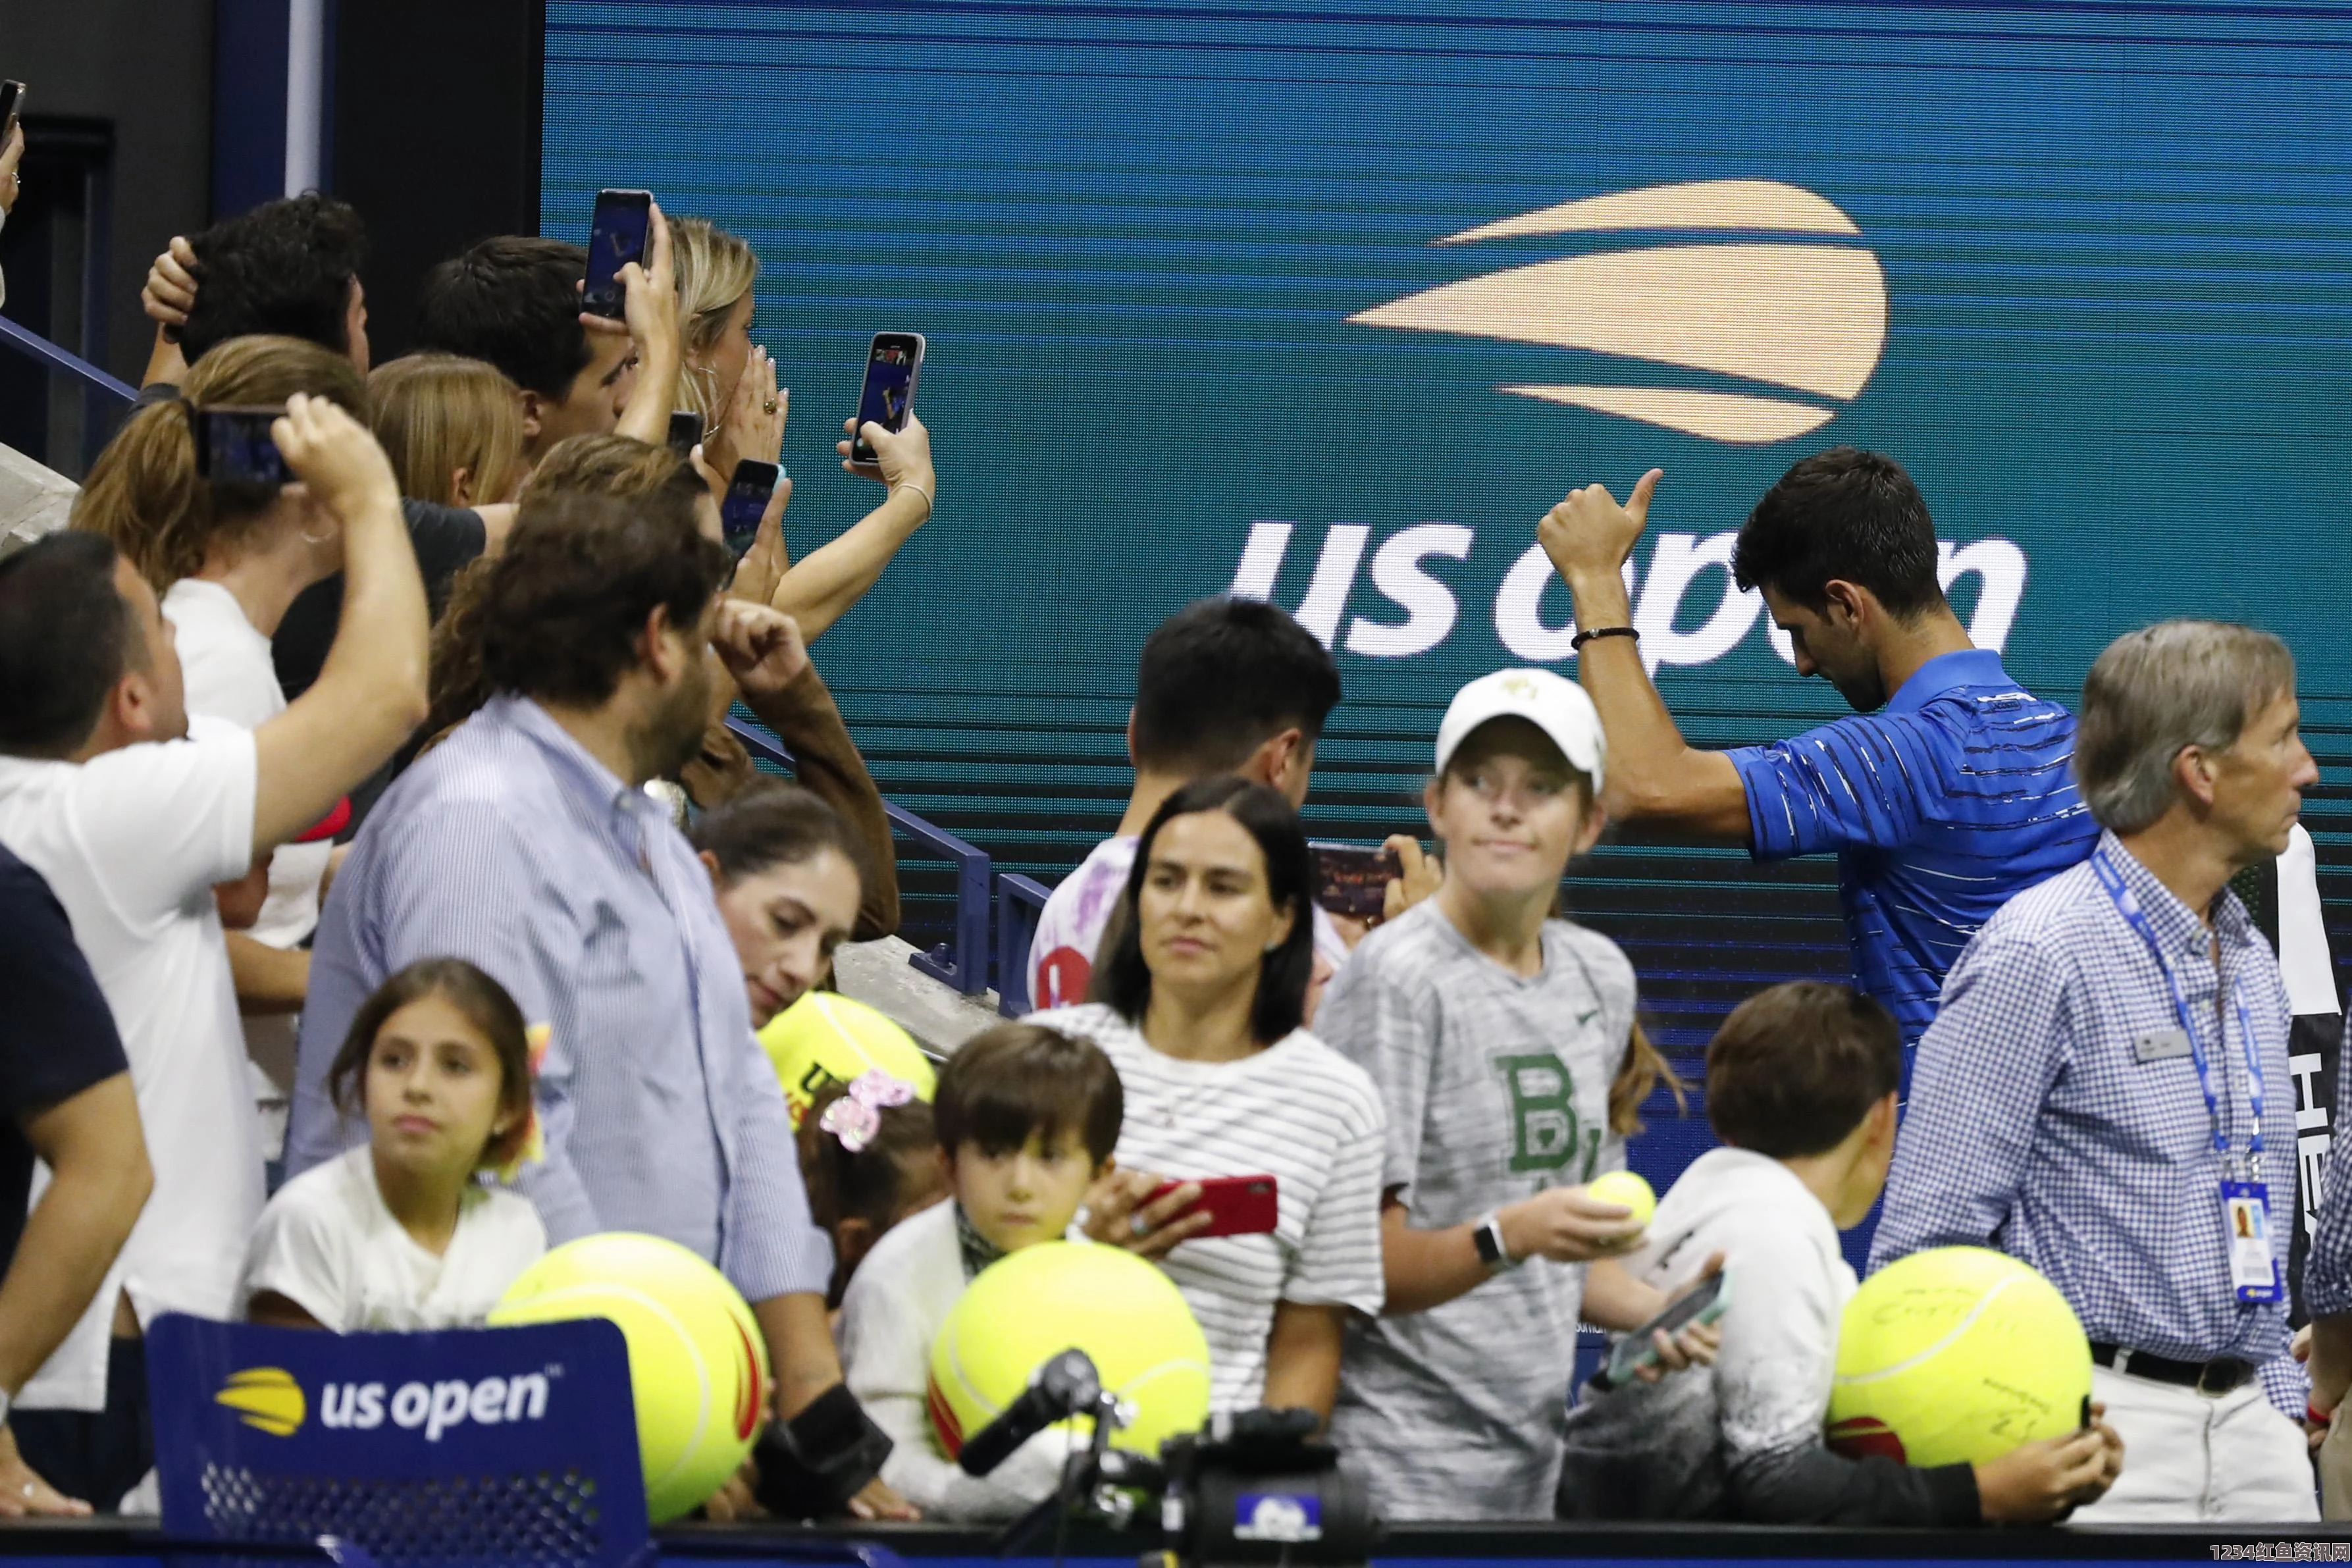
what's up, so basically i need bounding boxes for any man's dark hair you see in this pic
[933,1023,1122,1167]
[1131,599,1341,773]
[0,533,134,757]
[476,490,729,708]
[1731,447,1943,619]
[1706,981,1902,1159]
[1095,775,1314,1046]
[416,237,592,400]
[178,195,369,365]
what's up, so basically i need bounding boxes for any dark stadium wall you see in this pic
[328,0,544,361]
[0,0,215,386]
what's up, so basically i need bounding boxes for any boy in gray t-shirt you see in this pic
[1315,668,1705,1521]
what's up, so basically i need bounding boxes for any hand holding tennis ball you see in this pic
[1586,1170,1658,1228]
[1498,1173,1654,1263]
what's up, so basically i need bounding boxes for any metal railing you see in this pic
[994,873,1053,1017]
[0,311,137,475]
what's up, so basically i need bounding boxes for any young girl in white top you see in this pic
[242,958,546,1330]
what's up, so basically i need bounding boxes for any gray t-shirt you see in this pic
[1315,899,1636,1521]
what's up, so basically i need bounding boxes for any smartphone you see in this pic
[190,407,294,485]
[583,188,653,319]
[666,409,701,458]
[722,459,780,559]
[1310,841,1401,920]
[848,331,924,468]
[0,81,25,145]
[1602,1269,1730,1389]
[1147,1174,1279,1240]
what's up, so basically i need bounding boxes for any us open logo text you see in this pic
[215,1364,555,1444]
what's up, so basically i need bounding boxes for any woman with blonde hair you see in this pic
[367,353,525,510]
[670,217,777,481]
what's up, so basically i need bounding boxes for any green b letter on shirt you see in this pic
[1500,1053,1584,1173]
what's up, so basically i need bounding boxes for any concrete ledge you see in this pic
[0,442,78,556]
[831,935,1006,1057]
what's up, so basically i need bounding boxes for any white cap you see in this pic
[1434,668,1607,790]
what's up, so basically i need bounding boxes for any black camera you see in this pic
[963,1349,1378,1568]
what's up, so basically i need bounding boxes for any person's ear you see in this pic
[345,278,371,375]
[1868,1091,1900,1149]
[111,669,159,745]
[516,390,546,444]
[1243,726,1307,790]
[697,848,726,897]
[1423,775,1448,840]
[2172,743,2221,810]
[449,466,476,509]
[637,603,683,683]
[1571,789,1609,856]
[1821,579,1870,632]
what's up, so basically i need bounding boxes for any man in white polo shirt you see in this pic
[0,396,426,1509]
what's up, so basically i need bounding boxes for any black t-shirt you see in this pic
[0,847,130,1277]
[273,498,487,700]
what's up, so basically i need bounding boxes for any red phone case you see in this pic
[1149,1174,1279,1238]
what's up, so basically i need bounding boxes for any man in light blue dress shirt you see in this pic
[288,487,898,1513]
[1873,620,2320,1523]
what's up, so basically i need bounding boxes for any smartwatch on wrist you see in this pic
[1473,1212,1517,1271]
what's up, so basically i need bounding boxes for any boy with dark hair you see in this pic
[1027,597,1428,1010]
[138,195,371,388]
[416,230,681,462]
[839,1023,1123,1519]
[1555,981,2121,1525]
[1538,448,2096,1060]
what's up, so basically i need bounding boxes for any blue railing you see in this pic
[0,312,138,403]
[727,716,1041,1003]
[994,872,1053,1017]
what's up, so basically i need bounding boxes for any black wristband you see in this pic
[1570,625,1640,652]
[751,1382,894,1520]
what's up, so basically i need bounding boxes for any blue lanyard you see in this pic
[2090,850,2266,1170]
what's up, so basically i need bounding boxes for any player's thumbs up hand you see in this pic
[1539,469,1664,587]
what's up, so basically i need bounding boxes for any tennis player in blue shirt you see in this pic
[1538,448,2096,1056]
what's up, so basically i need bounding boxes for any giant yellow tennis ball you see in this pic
[758,991,935,1128]
[1827,1246,2091,1467]
[929,1242,1210,1462]
[1586,1170,1656,1228]
[489,1233,770,1523]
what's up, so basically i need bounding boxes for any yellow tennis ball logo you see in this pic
[1827,1247,2090,1467]
[757,992,935,1128]
[217,1366,306,1437]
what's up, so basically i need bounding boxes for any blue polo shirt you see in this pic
[1727,649,2097,1051]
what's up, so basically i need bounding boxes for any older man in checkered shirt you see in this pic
[1873,621,2320,1524]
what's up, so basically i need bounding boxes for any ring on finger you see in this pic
[762,397,778,414]
[1129,1212,1151,1238]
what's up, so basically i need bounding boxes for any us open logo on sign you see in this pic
[215,1363,556,1443]
[1349,179,1888,444]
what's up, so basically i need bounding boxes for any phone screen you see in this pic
[1311,841,1401,920]
[0,82,25,142]
[666,409,701,457]
[849,332,923,465]
[191,408,294,486]
[1604,1270,1729,1386]
[723,460,779,558]
[583,189,652,318]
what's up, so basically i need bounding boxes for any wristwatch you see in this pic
[1473,1213,1517,1271]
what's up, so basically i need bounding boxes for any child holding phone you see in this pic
[837,1024,1122,1519]
[1557,981,2124,1524]
[240,959,544,1331]
[1314,668,1710,1521]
